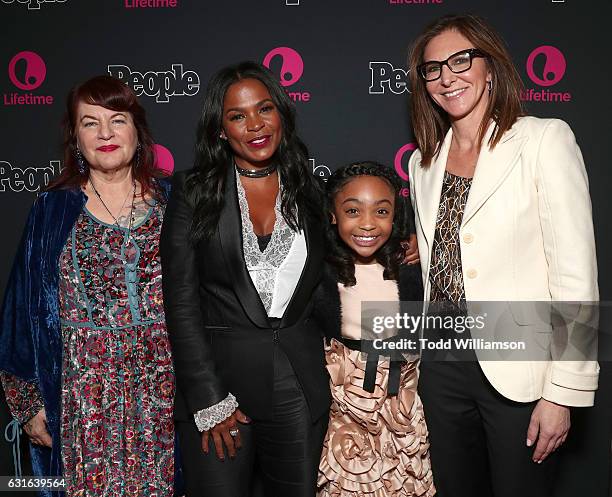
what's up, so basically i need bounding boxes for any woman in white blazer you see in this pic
[407,14,598,497]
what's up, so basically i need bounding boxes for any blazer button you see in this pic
[466,269,478,279]
[463,233,474,244]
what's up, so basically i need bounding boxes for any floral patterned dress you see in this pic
[2,200,175,496]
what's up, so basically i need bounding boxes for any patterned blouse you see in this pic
[429,171,473,306]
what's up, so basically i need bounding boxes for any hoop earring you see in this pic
[134,143,142,169]
[75,147,87,175]
[487,80,493,92]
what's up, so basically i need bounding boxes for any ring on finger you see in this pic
[229,428,239,437]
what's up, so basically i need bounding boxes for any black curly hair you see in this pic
[325,161,411,286]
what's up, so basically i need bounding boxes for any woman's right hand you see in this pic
[201,408,250,460]
[23,408,52,448]
[401,234,420,265]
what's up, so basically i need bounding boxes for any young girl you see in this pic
[314,162,435,497]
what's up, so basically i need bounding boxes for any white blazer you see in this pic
[409,116,599,406]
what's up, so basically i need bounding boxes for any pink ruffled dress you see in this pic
[317,264,435,497]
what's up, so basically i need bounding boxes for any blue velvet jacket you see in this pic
[0,181,172,496]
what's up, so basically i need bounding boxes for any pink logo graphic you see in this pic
[394,143,416,182]
[8,51,47,91]
[153,144,174,174]
[526,46,566,87]
[263,47,304,87]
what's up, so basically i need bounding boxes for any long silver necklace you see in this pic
[88,177,137,263]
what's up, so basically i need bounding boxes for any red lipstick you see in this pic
[97,145,119,152]
[247,136,271,149]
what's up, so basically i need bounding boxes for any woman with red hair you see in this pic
[0,75,176,496]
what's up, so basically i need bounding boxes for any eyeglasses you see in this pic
[418,48,487,82]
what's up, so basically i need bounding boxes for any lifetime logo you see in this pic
[369,62,410,95]
[153,144,174,174]
[0,160,60,192]
[108,64,200,103]
[388,0,443,3]
[263,47,310,103]
[394,143,416,197]
[124,0,178,7]
[3,51,54,106]
[1,0,66,9]
[521,45,571,103]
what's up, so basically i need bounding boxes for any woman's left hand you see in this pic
[402,234,420,265]
[526,398,570,463]
[23,408,52,448]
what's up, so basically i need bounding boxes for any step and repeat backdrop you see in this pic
[1,1,610,496]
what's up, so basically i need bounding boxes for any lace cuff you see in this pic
[193,393,239,432]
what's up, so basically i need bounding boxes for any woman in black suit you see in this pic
[160,61,330,497]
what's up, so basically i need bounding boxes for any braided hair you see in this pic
[325,161,411,286]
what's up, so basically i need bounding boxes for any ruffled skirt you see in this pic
[317,339,435,497]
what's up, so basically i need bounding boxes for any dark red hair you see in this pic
[48,75,165,198]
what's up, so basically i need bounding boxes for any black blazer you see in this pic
[311,262,424,341]
[160,167,330,422]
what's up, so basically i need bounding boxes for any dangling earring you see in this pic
[75,147,87,175]
[134,143,142,169]
[219,132,226,140]
[487,80,493,92]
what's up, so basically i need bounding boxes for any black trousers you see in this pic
[176,345,328,497]
[418,360,559,497]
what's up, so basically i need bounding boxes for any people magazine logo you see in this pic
[107,64,200,103]
[1,0,66,9]
[310,158,331,182]
[4,51,54,106]
[309,146,414,194]
[0,160,59,192]
[0,145,173,194]
[522,45,571,103]
[263,47,311,103]
[123,0,178,8]
[369,62,410,95]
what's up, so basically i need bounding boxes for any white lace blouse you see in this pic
[236,173,307,318]
[193,173,308,432]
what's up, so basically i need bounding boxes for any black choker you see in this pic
[235,162,277,178]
